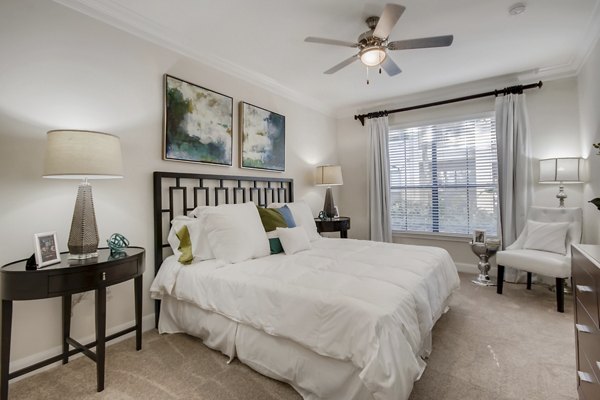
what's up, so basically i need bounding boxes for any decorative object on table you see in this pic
[240,102,285,171]
[107,233,129,256]
[33,231,61,268]
[589,198,600,210]
[44,130,123,259]
[315,165,344,218]
[164,74,233,166]
[472,229,486,244]
[539,157,583,207]
[593,142,600,155]
[470,238,500,286]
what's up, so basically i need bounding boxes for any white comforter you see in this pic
[150,238,459,400]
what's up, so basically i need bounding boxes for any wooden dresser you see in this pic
[572,244,600,399]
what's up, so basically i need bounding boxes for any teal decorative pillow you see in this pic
[257,206,297,254]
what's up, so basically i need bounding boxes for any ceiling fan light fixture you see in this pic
[360,46,386,67]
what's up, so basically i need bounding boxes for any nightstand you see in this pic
[314,217,351,238]
[0,247,145,399]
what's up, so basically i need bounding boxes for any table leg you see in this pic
[1,300,12,400]
[134,275,142,351]
[340,229,348,239]
[95,288,106,392]
[62,294,71,364]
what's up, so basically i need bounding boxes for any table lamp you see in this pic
[316,165,343,218]
[539,157,583,207]
[44,130,123,259]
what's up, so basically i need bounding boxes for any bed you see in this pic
[150,171,460,400]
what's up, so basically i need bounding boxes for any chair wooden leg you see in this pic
[526,272,532,290]
[556,278,564,313]
[497,265,505,294]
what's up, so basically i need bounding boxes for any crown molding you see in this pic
[53,0,336,117]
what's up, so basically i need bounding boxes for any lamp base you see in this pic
[68,252,99,260]
[68,181,99,258]
[323,187,336,218]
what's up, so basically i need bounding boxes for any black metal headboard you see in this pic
[152,171,294,325]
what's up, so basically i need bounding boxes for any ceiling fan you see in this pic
[305,3,454,83]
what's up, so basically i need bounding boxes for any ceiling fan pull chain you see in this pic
[366,67,370,85]
[379,66,382,74]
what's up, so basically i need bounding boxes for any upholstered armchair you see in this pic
[496,206,583,312]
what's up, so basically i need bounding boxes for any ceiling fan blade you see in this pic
[388,35,454,50]
[324,55,359,74]
[373,4,406,40]
[305,36,359,48]
[381,56,402,76]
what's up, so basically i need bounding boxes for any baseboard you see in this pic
[10,313,155,382]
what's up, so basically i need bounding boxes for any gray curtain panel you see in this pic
[495,93,534,281]
[367,116,392,242]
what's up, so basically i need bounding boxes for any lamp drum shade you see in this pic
[539,158,582,183]
[44,130,123,179]
[316,165,343,186]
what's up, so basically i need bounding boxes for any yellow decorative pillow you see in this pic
[176,225,193,265]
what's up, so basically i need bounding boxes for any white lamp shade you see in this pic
[316,165,343,186]
[44,130,123,179]
[539,157,582,183]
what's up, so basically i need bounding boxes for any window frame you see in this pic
[388,111,499,238]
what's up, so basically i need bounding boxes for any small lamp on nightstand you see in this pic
[43,130,123,259]
[316,165,343,218]
[539,158,583,207]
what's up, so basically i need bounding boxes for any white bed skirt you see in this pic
[158,295,450,400]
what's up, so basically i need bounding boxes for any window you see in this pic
[389,113,498,236]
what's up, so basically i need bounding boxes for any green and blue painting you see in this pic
[240,102,285,171]
[164,75,232,165]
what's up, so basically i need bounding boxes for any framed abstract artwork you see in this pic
[240,102,285,172]
[163,74,233,166]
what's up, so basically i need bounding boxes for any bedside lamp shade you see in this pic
[316,165,343,218]
[316,165,343,186]
[44,130,123,179]
[44,130,123,259]
[539,157,583,207]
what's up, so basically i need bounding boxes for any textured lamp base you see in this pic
[68,181,99,259]
[323,187,336,218]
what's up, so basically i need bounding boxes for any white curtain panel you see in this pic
[367,116,393,242]
[495,93,534,281]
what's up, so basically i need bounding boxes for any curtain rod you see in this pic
[353,80,543,126]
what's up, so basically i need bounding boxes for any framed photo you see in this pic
[163,74,233,166]
[240,101,285,172]
[33,232,61,268]
[473,229,486,244]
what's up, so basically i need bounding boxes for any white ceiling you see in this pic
[57,0,600,116]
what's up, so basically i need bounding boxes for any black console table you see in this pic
[314,217,351,238]
[0,247,145,399]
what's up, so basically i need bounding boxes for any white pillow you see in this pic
[167,215,214,261]
[522,220,570,255]
[268,202,321,242]
[203,202,270,263]
[276,227,311,255]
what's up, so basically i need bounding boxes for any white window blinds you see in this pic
[389,113,499,236]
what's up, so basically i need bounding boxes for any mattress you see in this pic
[151,238,460,400]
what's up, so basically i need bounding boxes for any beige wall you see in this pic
[0,0,337,367]
[336,77,584,267]
[579,39,600,244]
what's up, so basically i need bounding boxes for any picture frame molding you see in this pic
[473,229,487,244]
[239,101,286,172]
[163,74,234,167]
[33,231,61,268]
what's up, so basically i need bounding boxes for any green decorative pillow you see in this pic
[257,207,288,232]
[176,225,193,265]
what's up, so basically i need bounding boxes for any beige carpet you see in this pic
[9,273,577,400]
